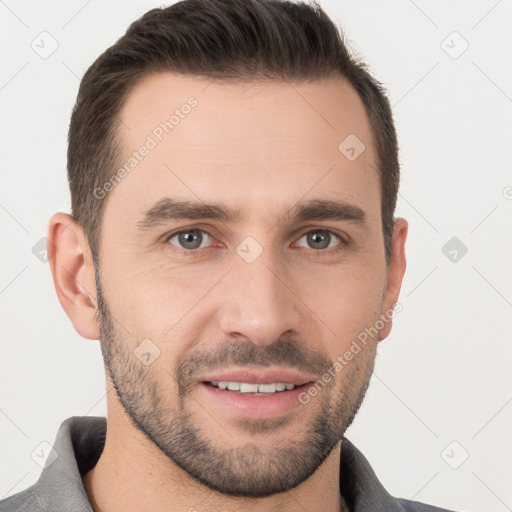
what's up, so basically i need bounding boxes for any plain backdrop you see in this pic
[1,1,511,510]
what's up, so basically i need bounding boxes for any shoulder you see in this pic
[0,416,104,512]
[0,484,50,512]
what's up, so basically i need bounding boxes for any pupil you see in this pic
[308,231,330,249]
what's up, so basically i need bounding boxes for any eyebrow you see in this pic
[136,197,366,230]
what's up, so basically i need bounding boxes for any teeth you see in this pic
[258,383,276,393]
[240,383,259,393]
[210,381,296,394]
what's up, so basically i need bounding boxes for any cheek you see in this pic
[296,261,386,345]
[101,261,225,345]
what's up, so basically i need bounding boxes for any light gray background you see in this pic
[1,1,511,510]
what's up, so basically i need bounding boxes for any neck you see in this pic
[82,408,349,512]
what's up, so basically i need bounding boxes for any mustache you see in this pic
[176,335,332,395]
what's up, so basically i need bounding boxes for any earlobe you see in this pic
[47,212,100,340]
[378,217,408,341]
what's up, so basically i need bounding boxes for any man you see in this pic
[0,0,457,511]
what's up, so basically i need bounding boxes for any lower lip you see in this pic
[199,382,311,419]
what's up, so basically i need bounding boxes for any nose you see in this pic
[215,248,304,347]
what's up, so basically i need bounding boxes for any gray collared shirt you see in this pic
[0,416,457,511]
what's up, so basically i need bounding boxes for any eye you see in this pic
[295,229,343,251]
[167,229,215,251]
[164,227,347,256]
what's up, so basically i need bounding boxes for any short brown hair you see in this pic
[68,0,399,264]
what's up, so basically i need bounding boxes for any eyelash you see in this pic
[164,227,348,257]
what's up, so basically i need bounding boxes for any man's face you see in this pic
[94,74,399,497]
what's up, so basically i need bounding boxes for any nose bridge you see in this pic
[217,245,302,346]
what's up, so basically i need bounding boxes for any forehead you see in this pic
[119,72,374,156]
[108,72,380,225]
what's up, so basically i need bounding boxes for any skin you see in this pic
[48,73,408,512]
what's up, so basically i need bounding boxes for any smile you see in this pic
[207,381,297,395]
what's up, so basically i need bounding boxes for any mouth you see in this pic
[198,378,315,419]
[204,380,307,396]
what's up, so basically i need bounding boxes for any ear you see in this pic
[378,217,408,341]
[47,212,100,340]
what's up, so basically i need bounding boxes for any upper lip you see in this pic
[199,368,317,386]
